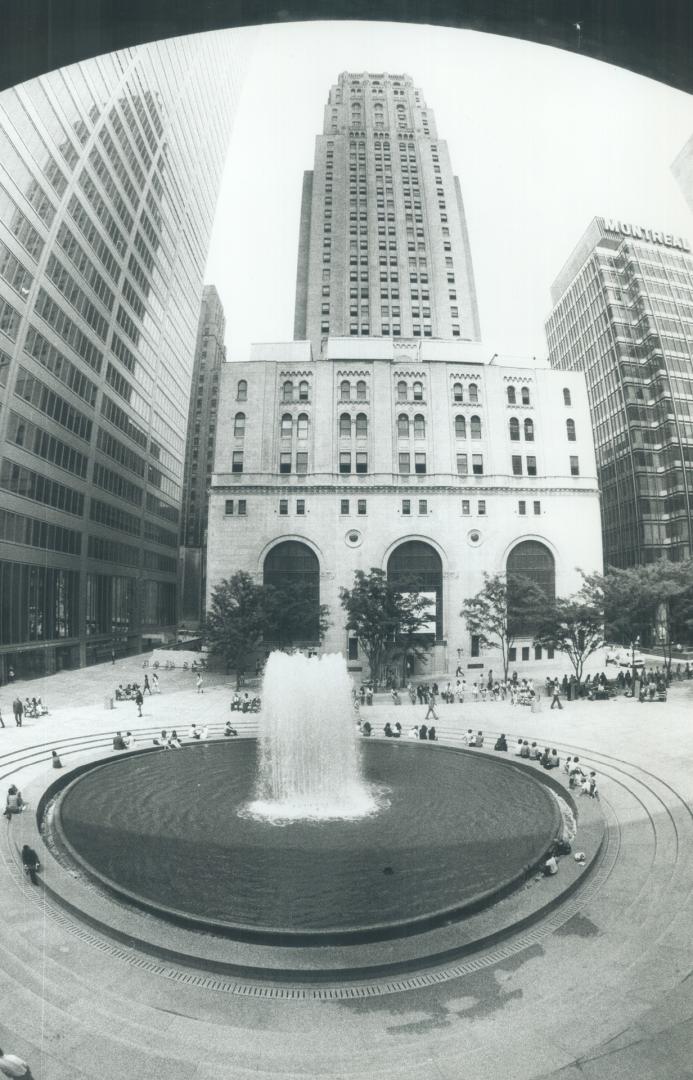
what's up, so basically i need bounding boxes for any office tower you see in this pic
[546,216,693,567]
[294,72,481,356]
[672,133,693,216]
[208,336,601,673]
[0,34,246,680]
[180,284,226,625]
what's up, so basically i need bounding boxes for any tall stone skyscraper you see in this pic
[180,284,226,626]
[294,72,481,356]
[0,34,246,679]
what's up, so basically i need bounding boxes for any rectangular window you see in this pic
[534,645,542,660]
[279,452,291,474]
[348,638,359,661]
[472,455,483,476]
[547,646,555,660]
[527,456,537,477]
[418,499,427,515]
[296,452,308,475]
[533,500,541,515]
[471,635,480,658]
[339,452,351,474]
[478,500,486,516]
[415,452,426,474]
[456,453,468,476]
[508,647,517,661]
[279,499,288,515]
[518,500,526,515]
[340,499,350,515]
[461,499,470,515]
[225,499,234,515]
[232,451,243,474]
[355,452,368,474]
[296,499,305,515]
[570,455,580,476]
[521,646,530,661]
[238,500,247,516]
[402,499,411,515]
[357,499,367,515]
[512,455,523,476]
[399,452,410,474]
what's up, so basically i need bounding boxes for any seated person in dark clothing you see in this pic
[427,725,437,741]
[494,734,508,752]
[224,721,238,737]
[361,721,372,736]
[22,844,40,884]
[112,731,126,750]
[419,724,428,739]
[384,722,394,737]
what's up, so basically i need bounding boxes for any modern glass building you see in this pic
[546,216,693,567]
[293,71,481,356]
[180,284,226,626]
[0,34,246,679]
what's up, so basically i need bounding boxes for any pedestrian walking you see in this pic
[152,672,160,693]
[550,682,563,710]
[12,697,23,727]
[196,673,204,694]
[143,674,152,695]
[135,689,143,717]
[0,1046,33,1077]
[424,689,439,722]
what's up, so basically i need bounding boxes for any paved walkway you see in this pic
[0,658,692,1079]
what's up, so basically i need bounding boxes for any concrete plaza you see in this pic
[1,654,692,1080]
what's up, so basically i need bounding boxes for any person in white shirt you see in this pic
[123,731,135,748]
[189,724,200,740]
[0,1047,32,1078]
[199,726,209,740]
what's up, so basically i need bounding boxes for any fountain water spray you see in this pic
[247,651,378,821]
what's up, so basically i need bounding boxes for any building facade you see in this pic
[546,216,693,567]
[180,284,226,626]
[207,337,601,676]
[0,35,245,680]
[294,71,481,357]
[672,133,693,217]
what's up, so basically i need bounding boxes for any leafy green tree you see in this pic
[263,579,330,649]
[461,572,546,681]
[339,568,433,688]
[204,572,267,686]
[533,579,605,684]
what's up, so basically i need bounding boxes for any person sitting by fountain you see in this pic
[394,722,402,737]
[427,725,437,741]
[51,750,62,769]
[230,692,241,711]
[123,732,135,748]
[224,721,238,737]
[520,740,531,759]
[419,723,428,740]
[475,730,484,748]
[241,692,252,712]
[384,722,394,737]
[115,684,125,701]
[542,852,559,876]
[494,733,508,752]
[112,731,126,750]
[361,720,372,737]
[153,729,170,748]
[4,786,26,819]
[22,843,41,884]
[168,730,183,749]
[514,738,524,755]
[36,697,49,715]
[569,758,586,788]
[547,748,560,769]
[198,725,209,741]
[408,724,419,738]
[530,742,542,760]
[189,724,200,740]
[540,747,552,769]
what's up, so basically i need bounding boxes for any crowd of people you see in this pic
[114,673,158,704]
[230,691,261,713]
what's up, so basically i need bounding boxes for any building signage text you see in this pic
[604,219,690,251]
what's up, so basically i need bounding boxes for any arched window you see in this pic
[339,413,352,437]
[566,418,576,441]
[470,415,482,439]
[521,386,530,405]
[355,413,368,437]
[263,541,321,645]
[280,413,293,437]
[387,540,443,640]
[563,388,571,406]
[282,380,294,403]
[524,418,534,441]
[507,386,516,405]
[468,384,478,404]
[453,382,463,402]
[234,412,245,437]
[356,380,367,401]
[340,380,351,401]
[413,414,426,438]
[297,413,309,439]
[237,379,247,401]
[299,381,309,401]
[413,381,423,401]
[397,380,408,402]
[397,413,409,437]
[455,415,466,439]
[507,541,556,630]
[509,417,520,441]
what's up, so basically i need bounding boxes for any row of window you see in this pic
[223,496,545,520]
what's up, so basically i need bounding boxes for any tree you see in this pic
[461,572,546,681]
[387,586,436,686]
[533,578,605,684]
[204,572,266,687]
[339,568,433,689]
[263,579,330,649]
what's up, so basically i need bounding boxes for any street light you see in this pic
[631,635,641,695]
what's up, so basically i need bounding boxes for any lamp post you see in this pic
[631,635,640,695]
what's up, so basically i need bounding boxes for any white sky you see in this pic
[206,20,693,366]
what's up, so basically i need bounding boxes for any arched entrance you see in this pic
[387,540,443,641]
[506,540,556,634]
[263,540,321,646]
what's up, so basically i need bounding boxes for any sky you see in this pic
[205,20,693,367]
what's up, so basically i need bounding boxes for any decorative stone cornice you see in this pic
[212,482,601,497]
[279,370,313,379]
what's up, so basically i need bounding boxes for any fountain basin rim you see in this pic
[48,741,565,946]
